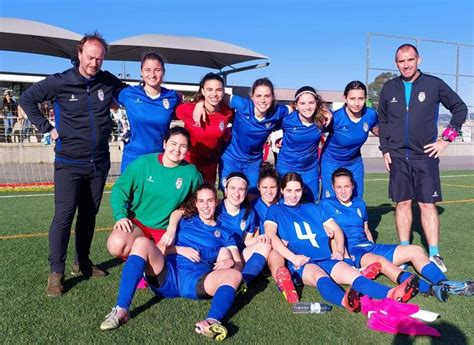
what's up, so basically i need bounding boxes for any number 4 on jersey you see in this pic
[294,221,319,248]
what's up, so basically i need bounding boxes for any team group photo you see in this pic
[1,1,473,344]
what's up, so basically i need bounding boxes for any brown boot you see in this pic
[71,263,107,277]
[46,272,64,297]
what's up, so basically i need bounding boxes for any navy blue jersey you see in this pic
[217,201,256,246]
[174,215,237,268]
[118,86,180,169]
[319,197,371,251]
[265,203,332,260]
[322,106,377,163]
[222,95,288,162]
[277,111,323,170]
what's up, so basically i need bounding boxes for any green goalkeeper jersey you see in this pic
[111,153,202,229]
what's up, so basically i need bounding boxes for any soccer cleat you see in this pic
[100,306,130,331]
[388,275,419,303]
[342,288,361,313]
[276,267,299,304]
[442,280,474,296]
[429,255,447,273]
[237,280,248,295]
[360,262,382,280]
[46,272,64,297]
[429,284,449,303]
[195,319,228,342]
[72,262,107,277]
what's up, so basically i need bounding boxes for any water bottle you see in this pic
[292,302,332,314]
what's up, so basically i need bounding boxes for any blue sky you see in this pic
[1,0,473,104]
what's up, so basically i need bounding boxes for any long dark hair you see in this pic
[183,183,218,219]
[280,172,303,191]
[194,72,225,103]
[250,77,276,115]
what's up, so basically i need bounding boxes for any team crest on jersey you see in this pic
[418,92,426,102]
[214,229,221,238]
[163,98,170,109]
[175,177,183,189]
[357,208,362,218]
[363,122,369,132]
[219,121,225,131]
[135,98,143,103]
[325,190,330,198]
[265,122,272,128]
[240,219,246,231]
[98,89,104,102]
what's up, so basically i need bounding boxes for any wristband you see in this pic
[441,127,458,142]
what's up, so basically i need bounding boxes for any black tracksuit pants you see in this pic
[48,160,110,274]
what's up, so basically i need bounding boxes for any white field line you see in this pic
[1,174,473,198]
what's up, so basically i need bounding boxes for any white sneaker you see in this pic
[100,306,130,331]
[430,255,447,273]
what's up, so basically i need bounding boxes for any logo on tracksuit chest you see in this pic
[418,92,426,102]
[175,177,183,189]
[98,89,104,102]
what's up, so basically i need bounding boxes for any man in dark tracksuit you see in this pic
[20,33,126,296]
[378,44,467,273]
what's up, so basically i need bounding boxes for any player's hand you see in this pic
[50,128,59,140]
[178,247,201,262]
[331,250,344,261]
[291,254,309,269]
[192,101,206,126]
[424,139,449,158]
[158,230,176,247]
[114,218,133,233]
[213,258,234,270]
[383,152,392,172]
[256,234,271,244]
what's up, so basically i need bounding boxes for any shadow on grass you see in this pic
[226,275,270,321]
[391,320,468,345]
[129,295,162,319]
[368,203,393,242]
[367,203,445,252]
[63,257,123,292]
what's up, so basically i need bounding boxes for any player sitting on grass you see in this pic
[264,172,419,312]
[319,168,473,302]
[251,163,299,303]
[100,184,241,341]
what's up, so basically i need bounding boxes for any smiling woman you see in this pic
[117,52,181,173]
[107,126,202,261]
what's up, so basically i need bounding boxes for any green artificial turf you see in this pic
[0,171,473,344]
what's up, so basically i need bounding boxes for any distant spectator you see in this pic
[110,106,126,142]
[3,90,17,143]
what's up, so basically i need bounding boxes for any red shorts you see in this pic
[130,217,166,244]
